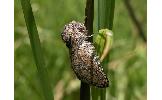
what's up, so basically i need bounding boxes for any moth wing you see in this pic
[76,41,109,88]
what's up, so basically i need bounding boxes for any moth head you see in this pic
[61,21,87,46]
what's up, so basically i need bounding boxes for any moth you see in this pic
[61,21,109,88]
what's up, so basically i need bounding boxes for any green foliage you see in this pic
[14,0,147,100]
[91,0,115,100]
[20,0,53,100]
[94,29,113,59]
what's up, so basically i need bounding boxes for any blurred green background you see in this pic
[14,0,147,100]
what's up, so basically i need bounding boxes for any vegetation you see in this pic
[14,0,147,100]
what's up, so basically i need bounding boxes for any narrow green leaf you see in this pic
[20,0,54,100]
[91,87,99,100]
[100,88,106,100]
[91,0,116,100]
[98,0,115,30]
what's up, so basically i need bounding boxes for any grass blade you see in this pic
[20,0,54,100]
[92,0,116,100]
[91,87,99,100]
[98,0,115,30]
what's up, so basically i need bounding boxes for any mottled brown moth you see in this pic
[61,21,109,88]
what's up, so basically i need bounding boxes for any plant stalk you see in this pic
[80,0,94,100]
[20,0,54,100]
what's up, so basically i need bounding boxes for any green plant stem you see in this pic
[100,88,106,100]
[91,87,98,100]
[20,0,54,100]
[97,0,115,100]
[98,0,115,30]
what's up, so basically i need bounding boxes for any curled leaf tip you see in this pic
[94,29,113,62]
